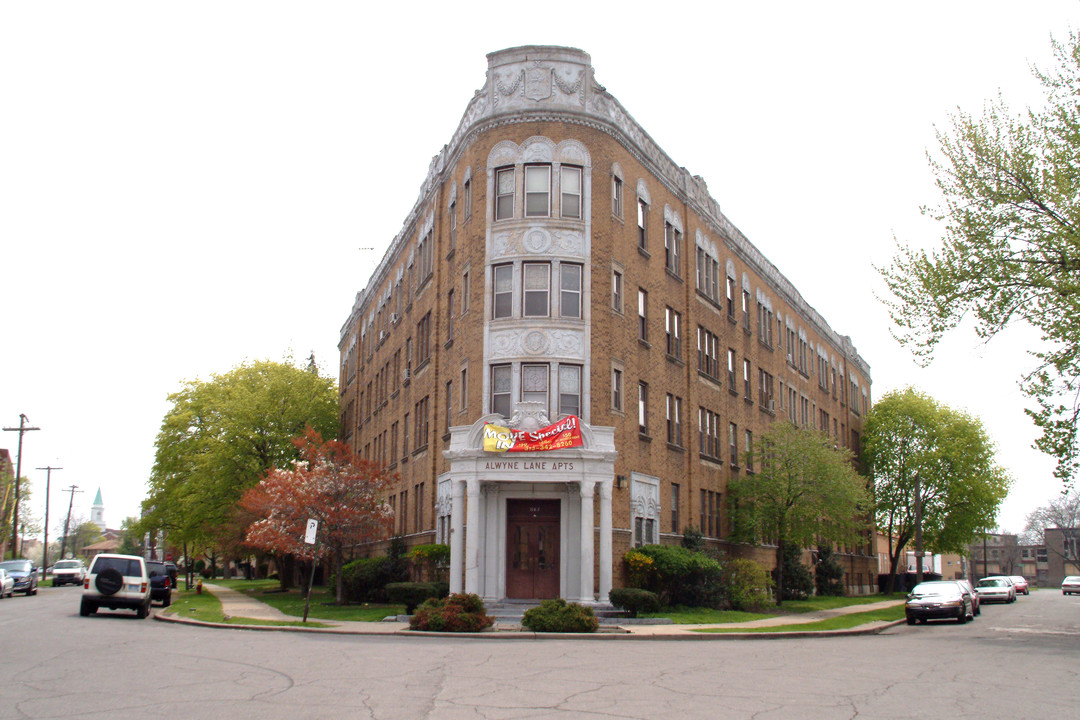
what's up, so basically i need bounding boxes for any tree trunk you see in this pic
[775,539,785,606]
[335,545,345,604]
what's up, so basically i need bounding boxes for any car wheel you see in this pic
[162,593,171,608]
[906,617,916,625]
[957,609,967,624]
[80,598,96,617]
[95,568,124,596]
[136,600,149,619]
[918,618,928,624]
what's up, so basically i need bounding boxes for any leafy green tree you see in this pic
[863,389,1011,591]
[880,32,1080,484]
[141,358,338,566]
[116,516,142,556]
[729,421,871,605]
[67,520,103,557]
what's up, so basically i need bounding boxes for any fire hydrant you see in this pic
[196,578,203,594]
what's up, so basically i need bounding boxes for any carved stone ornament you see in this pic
[491,227,585,260]
[507,401,550,431]
[489,327,586,360]
[525,66,553,101]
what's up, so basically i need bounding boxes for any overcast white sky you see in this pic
[2,2,1076,539]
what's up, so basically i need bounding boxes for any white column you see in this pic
[598,479,613,604]
[449,478,465,594]
[464,478,481,594]
[579,479,595,603]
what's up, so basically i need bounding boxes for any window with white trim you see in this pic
[561,166,581,219]
[522,363,549,406]
[493,264,512,319]
[665,307,681,357]
[664,222,681,276]
[495,167,514,220]
[525,165,550,217]
[559,365,582,417]
[491,364,512,417]
[523,262,550,317]
[560,264,582,319]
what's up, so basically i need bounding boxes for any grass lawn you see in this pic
[164,589,331,628]
[643,593,906,624]
[692,605,906,633]
[205,578,405,622]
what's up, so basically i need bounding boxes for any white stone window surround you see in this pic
[484,359,587,422]
[487,137,592,223]
[630,472,661,546]
[486,258,586,321]
[483,136,593,423]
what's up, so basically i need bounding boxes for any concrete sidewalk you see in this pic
[155,584,905,639]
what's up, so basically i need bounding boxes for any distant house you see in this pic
[81,537,121,561]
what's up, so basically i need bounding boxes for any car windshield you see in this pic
[0,560,31,572]
[92,557,143,576]
[54,561,80,569]
[910,583,956,597]
[1065,577,1080,582]
[977,579,1004,587]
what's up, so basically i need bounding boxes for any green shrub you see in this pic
[721,558,773,611]
[681,526,705,552]
[385,582,444,614]
[410,593,494,632]
[340,554,409,603]
[814,544,846,597]
[521,599,599,633]
[608,587,661,617]
[623,544,723,608]
[410,543,450,567]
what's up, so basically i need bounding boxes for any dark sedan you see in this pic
[0,559,39,596]
[906,580,974,625]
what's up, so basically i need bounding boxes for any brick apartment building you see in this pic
[338,46,876,604]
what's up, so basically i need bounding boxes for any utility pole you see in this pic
[3,414,41,559]
[59,485,82,560]
[914,472,924,585]
[35,466,61,572]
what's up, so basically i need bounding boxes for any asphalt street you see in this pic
[1,585,1077,719]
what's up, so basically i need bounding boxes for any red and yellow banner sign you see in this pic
[483,415,584,453]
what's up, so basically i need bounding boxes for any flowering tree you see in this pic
[241,428,395,604]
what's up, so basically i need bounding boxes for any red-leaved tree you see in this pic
[241,428,395,604]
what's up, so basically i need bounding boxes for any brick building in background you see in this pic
[339,46,875,603]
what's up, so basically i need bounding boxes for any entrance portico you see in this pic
[442,409,616,604]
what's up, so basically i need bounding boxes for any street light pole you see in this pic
[3,414,40,559]
[35,466,61,572]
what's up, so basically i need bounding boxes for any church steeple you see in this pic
[91,488,105,532]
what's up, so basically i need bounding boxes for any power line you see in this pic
[35,466,62,571]
[3,414,40,559]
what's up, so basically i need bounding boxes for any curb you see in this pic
[155,611,907,640]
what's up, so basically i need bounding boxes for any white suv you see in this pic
[81,554,152,618]
[52,559,86,586]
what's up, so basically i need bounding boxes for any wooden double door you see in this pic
[505,499,560,599]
